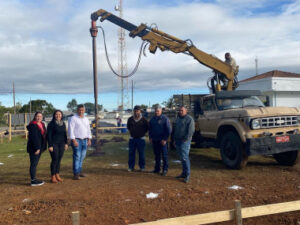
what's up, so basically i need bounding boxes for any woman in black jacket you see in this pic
[47,110,68,183]
[27,112,47,186]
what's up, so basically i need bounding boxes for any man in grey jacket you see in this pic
[174,106,195,183]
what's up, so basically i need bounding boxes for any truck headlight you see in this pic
[251,119,261,129]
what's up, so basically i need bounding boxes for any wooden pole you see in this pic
[235,200,243,225]
[24,113,28,139]
[8,113,12,142]
[72,211,80,225]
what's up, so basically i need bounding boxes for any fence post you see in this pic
[8,113,12,142]
[235,200,243,225]
[72,211,80,225]
[24,113,28,139]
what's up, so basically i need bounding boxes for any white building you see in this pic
[238,70,300,107]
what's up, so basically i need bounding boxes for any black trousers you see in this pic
[50,143,65,175]
[29,151,41,180]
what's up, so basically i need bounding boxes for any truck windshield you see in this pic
[216,96,265,110]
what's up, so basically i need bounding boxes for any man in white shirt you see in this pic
[68,104,92,180]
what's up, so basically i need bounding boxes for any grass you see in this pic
[0,134,278,185]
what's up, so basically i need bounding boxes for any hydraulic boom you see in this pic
[91,9,237,92]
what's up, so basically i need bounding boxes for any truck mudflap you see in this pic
[246,134,300,156]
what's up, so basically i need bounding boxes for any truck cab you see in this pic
[175,90,300,169]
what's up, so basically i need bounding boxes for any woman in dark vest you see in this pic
[47,110,68,183]
[27,112,47,186]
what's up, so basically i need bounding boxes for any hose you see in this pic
[97,26,146,78]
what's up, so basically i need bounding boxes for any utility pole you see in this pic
[13,83,16,130]
[131,80,133,112]
[255,56,258,76]
[13,83,16,115]
[90,19,101,153]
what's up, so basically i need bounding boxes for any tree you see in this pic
[162,97,176,109]
[67,99,77,112]
[0,103,13,125]
[140,104,148,111]
[19,99,55,115]
[83,102,103,115]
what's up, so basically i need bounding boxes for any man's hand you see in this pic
[72,139,78,147]
[161,140,167,146]
[48,147,53,152]
[35,149,40,155]
[64,144,68,151]
[149,138,152,144]
[88,139,91,147]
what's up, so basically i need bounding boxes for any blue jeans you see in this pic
[152,140,168,172]
[175,140,191,177]
[72,139,88,175]
[128,138,145,169]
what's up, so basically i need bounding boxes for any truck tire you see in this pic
[273,150,299,166]
[220,131,248,169]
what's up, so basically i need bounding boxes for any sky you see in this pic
[0,0,299,111]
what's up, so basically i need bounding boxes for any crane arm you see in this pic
[91,9,236,91]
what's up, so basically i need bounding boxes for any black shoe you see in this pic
[152,170,160,174]
[176,174,185,179]
[161,170,168,176]
[73,174,80,180]
[184,176,190,183]
[31,179,45,186]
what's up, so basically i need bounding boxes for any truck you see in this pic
[91,9,300,169]
[174,91,300,169]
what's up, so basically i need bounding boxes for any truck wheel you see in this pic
[220,131,248,169]
[273,150,299,166]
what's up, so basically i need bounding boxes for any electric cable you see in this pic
[97,26,146,78]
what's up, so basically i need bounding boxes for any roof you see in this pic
[240,70,300,83]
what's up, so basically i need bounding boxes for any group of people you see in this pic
[26,103,195,186]
[127,105,194,183]
[26,104,91,186]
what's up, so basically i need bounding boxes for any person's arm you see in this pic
[148,118,153,139]
[86,118,92,139]
[68,117,76,140]
[47,122,54,148]
[144,118,149,133]
[186,117,195,141]
[31,125,42,152]
[127,117,131,131]
[163,117,172,141]
[63,122,68,144]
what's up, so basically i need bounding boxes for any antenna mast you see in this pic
[115,0,129,111]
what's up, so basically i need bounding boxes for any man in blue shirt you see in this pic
[149,106,171,176]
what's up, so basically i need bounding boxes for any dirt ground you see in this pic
[0,135,299,225]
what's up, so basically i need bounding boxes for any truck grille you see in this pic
[260,116,298,128]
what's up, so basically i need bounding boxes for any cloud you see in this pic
[0,0,299,96]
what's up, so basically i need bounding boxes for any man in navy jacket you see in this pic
[149,106,171,176]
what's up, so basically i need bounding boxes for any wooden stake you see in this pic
[8,113,12,142]
[235,200,243,225]
[72,211,80,225]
